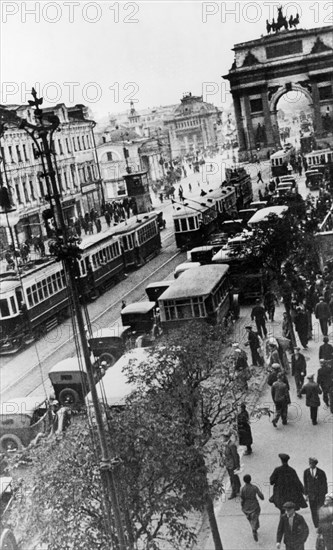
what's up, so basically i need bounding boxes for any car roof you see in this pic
[248,206,288,226]
[49,357,86,374]
[121,301,156,314]
[0,397,47,416]
[86,348,149,406]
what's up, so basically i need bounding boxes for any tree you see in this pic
[8,323,247,550]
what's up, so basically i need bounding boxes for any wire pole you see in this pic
[19,89,129,550]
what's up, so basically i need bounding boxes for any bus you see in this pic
[158,264,237,328]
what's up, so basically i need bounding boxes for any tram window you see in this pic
[188,217,195,230]
[180,218,187,231]
[60,271,66,287]
[0,299,10,318]
[174,219,180,232]
[47,276,53,295]
[27,288,33,307]
[51,274,57,292]
[105,246,110,261]
[42,280,49,299]
[122,236,128,251]
[115,242,120,255]
[92,254,98,269]
[32,284,38,304]
[37,282,44,301]
[10,296,17,314]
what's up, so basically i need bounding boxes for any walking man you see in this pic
[264,289,278,322]
[222,433,241,500]
[291,347,307,398]
[315,296,331,337]
[303,458,328,528]
[245,326,262,366]
[301,374,322,425]
[251,299,268,338]
[271,373,290,427]
[257,170,263,184]
[317,359,333,408]
[237,403,253,455]
[276,501,309,550]
[270,454,307,513]
[240,474,264,541]
[319,336,333,361]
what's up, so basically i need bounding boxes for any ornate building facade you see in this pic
[0,103,102,244]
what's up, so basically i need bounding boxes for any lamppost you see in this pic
[15,89,130,550]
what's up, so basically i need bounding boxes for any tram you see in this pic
[158,264,237,328]
[305,148,333,168]
[226,167,253,209]
[113,212,161,268]
[173,186,237,250]
[0,213,162,354]
[270,148,295,177]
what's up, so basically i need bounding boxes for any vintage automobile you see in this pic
[0,397,52,453]
[145,281,174,303]
[0,477,19,550]
[88,327,130,367]
[48,357,93,406]
[305,169,323,189]
[120,302,159,335]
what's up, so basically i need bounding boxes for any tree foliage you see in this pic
[7,323,246,550]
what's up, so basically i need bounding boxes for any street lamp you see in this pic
[11,89,130,550]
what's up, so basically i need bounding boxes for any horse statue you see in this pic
[276,6,288,31]
[289,13,300,29]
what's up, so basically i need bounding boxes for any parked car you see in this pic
[48,357,95,406]
[0,397,52,453]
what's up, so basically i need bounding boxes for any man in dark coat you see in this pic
[294,306,308,349]
[301,374,322,425]
[319,336,333,361]
[303,457,328,527]
[276,501,309,550]
[245,326,262,366]
[315,297,331,337]
[291,347,307,398]
[237,403,253,455]
[271,374,290,427]
[222,433,241,500]
[251,299,267,338]
[270,454,307,512]
[317,360,333,408]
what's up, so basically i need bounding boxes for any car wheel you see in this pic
[0,529,19,550]
[99,352,117,369]
[59,388,80,406]
[0,434,23,453]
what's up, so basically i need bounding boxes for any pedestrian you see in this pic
[267,363,282,386]
[276,501,309,550]
[300,373,322,425]
[264,289,278,322]
[88,220,93,235]
[319,336,333,361]
[188,182,192,192]
[314,296,331,336]
[95,218,102,233]
[244,326,262,367]
[251,299,267,338]
[159,193,164,203]
[317,359,333,408]
[294,306,309,349]
[121,300,126,310]
[303,457,328,528]
[237,403,253,455]
[271,373,290,427]
[222,432,241,500]
[257,170,263,184]
[315,274,325,296]
[317,493,333,550]
[269,454,307,513]
[291,347,307,398]
[282,312,291,340]
[240,474,264,541]
[104,211,111,227]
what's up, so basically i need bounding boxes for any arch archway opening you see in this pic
[274,89,314,153]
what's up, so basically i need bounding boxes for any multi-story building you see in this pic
[0,103,102,245]
[164,93,223,159]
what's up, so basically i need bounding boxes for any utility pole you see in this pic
[18,89,129,550]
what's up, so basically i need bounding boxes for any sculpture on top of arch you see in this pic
[266,6,300,34]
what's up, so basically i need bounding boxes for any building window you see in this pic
[86,134,91,148]
[23,182,29,203]
[38,177,44,197]
[77,136,81,150]
[22,144,29,162]
[82,136,86,149]
[64,171,69,189]
[15,183,22,204]
[8,146,14,163]
[319,85,332,101]
[250,98,263,113]
[29,180,35,200]
[16,145,22,163]
[58,139,63,155]
[106,152,113,161]
[65,138,71,153]
[72,137,77,151]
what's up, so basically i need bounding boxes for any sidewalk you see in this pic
[193,304,333,550]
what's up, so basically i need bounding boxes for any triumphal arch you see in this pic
[224,16,333,161]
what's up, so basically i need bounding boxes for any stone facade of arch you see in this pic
[224,25,333,160]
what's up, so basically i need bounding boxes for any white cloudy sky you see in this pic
[1,1,329,119]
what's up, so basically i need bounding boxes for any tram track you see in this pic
[1,232,183,400]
